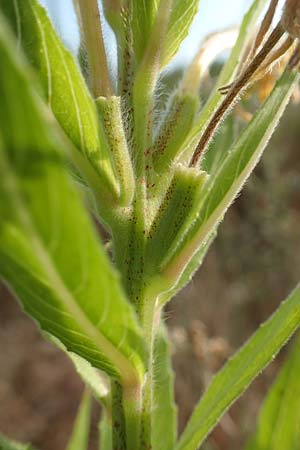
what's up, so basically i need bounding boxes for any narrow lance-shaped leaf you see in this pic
[46,333,110,405]
[0,0,117,195]
[245,336,300,450]
[161,0,199,67]
[152,325,177,450]
[130,0,160,63]
[0,14,146,385]
[130,0,199,68]
[66,391,92,450]
[175,284,300,450]
[162,69,299,282]
[158,230,217,307]
[102,0,124,34]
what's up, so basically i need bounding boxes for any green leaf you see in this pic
[175,284,300,450]
[68,354,110,405]
[0,435,34,450]
[0,13,146,384]
[162,0,199,67]
[245,337,300,450]
[158,230,216,306]
[0,0,116,192]
[66,391,92,450]
[152,325,177,450]
[102,0,124,35]
[191,70,298,249]
[162,69,299,279]
[131,0,198,67]
[131,0,160,63]
[46,333,110,405]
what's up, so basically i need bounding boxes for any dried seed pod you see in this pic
[281,0,300,39]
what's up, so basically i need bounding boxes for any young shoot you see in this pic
[0,1,300,450]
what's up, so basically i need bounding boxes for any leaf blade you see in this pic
[131,0,160,62]
[45,333,110,405]
[162,69,299,279]
[66,391,92,450]
[161,0,199,67]
[0,13,146,384]
[175,285,300,450]
[152,325,177,450]
[245,336,300,450]
[0,0,116,191]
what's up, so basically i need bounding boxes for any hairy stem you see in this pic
[140,293,161,450]
[77,0,113,97]
[123,382,143,450]
[110,366,143,450]
[129,0,173,315]
[111,381,127,450]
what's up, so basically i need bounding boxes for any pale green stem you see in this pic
[111,380,127,450]
[77,0,113,97]
[129,0,173,315]
[123,382,143,450]
[140,293,161,450]
[110,377,143,450]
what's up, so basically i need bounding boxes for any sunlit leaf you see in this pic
[162,70,299,278]
[0,0,115,190]
[130,0,160,62]
[162,0,199,67]
[176,284,300,450]
[46,333,110,405]
[0,13,146,384]
[130,0,198,67]
[152,325,177,450]
[66,391,92,450]
[245,336,300,450]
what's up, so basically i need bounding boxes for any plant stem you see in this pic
[111,378,143,450]
[129,0,173,316]
[140,294,161,450]
[123,382,143,450]
[111,381,127,450]
[77,0,113,97]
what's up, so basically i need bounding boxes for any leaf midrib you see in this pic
[1,149,141,387]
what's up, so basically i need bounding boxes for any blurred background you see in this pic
[1,1,300,449]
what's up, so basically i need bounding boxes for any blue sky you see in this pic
[39,0,265,67]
